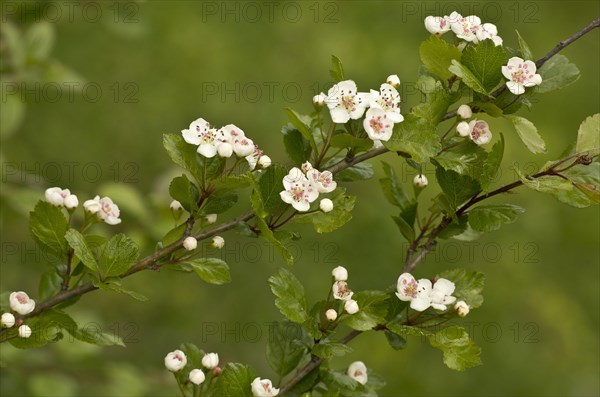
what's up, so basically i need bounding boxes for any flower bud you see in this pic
[218,142,234,158]
[456,121,471,137]
[45,187,69,207]
[325,309,337,321]
[202,352,219,369]
[344,299,359,314]
[9,291,35,315]
[170,200,183,211]
[183,237,197,251]
[251,377,279,397]
[212,236,225,249]
[189,368,206,385]
[413,174,428,188]
[457,104,473,119]
[205,214,217,224]
[347,361,368,385]
[164,350,187,372]
[386,74,401,88]
[64,194,79,209]
[18,324,32,339]
[454,300,470,317]
[331,266,348,281]
[312,93,326,108]
[320,198,334,213]
[301,162,313,173]
[258,155,272,169]
[1,312,15,328]
[212,367,222,376]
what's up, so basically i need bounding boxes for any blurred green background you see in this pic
[1,0,599,396]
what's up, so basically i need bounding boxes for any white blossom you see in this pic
[386,74,401,88]
[320,198,334,213]
[413,174,428,188]
[450,14,481,42]
[395,273,432,312]
[476,23,503,46]
[189,369,206,385]
[183,237,197,251]
[251,377,279,397]
[331,266,348,281]
[182,118,223,158]
[363,108,394,142]
[258,155,272,169]
[306,168,337,194]
[18,324,32,338]
[219,124,255,157]
[502,57,542,95]
[9,291,35,315]
[468,120,493,145]
[325,309,338,321]
[212,236,225,249]
[457,104,473,119]
[324,80,369,123]
[201,352,219,369]
[454,300,470,317]
[313,93,326,107]
[430,278,457,310]
[368,83,404,123]
[332,281,353,301]
[205,213,217,224]
[245,145,264,170]
[63,194,79,209]
[279,168,319,212]
[45,187,77,208]
[347,361,368,385]
[456,121,471,136]
[1,313,15,328]
[344,299,359,314]
[164,350,187,372]
[424,15,451,35]
[301,162,313,173]
[85,196,121,225]
[170,200,183,211]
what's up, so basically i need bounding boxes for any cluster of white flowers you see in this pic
[425,11,503,46]
[279,162,337,212]
[45,187,79,209]
[83,195,122,225]
[347,361,368,385]
[502,57,543,95]
[314,76,404,143]
[164,349,220,386]
[395,273,458,312]
[331,266,359,315]
[1,291,36,338]
[455,105,493,145]
[181,118,271,170]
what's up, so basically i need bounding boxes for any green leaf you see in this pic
[335,162,374,182]
[448,60,491,97]
[9,310,76,349]
[294,188,355,234]
[169,175,199,212]
[253,164,288,218]
[536,54,580,93]
[379,161,411,208]
[202,190,238,214]
[100,234,139,277]
[329,55,345,82]
[461,40,507,92]
[435,167,480,210]
[256,216,294,265]
[505,115,546,154]
[467,204,525,232]
[437,269,485,309]
[268,268,309,324]
[213,173,253,190]
[479,134,504,191]
[312,341,353,359]
[69,326,125,347]
[383,115,442,163]
[428,326,482,371]
[387,321,433,337]
[284,108,317,152]
[321,369,360,391]
[471,101,503,118]
[38,268,62,300]
[342,291,388,331]
[25,22,54,61]
[213,363,255,397]
[95,280,148,301]
[161,222,187,247]
[163,133,202,179]
[267,321,310,378]
[385,329,407,350]
[419,35,462,80]
[282,125,312,165]
[434,140,488,179]
[185,258,231,285]
[64,229,98,273]
[515,30,533,60]
[29,201,68,259]
[412,84,459,125]
[576,114,600,156]
[329,133,373,152]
